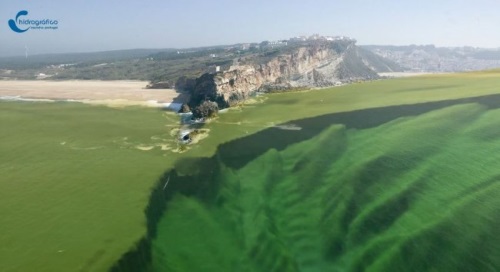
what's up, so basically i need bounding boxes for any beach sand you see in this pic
[0,80,188,108]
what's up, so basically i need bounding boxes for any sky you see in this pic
[1,0,500,57]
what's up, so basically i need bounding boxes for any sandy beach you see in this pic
[0,80,188,108]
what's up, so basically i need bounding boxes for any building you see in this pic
[208,65,221,74]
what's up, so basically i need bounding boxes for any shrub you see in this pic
[192,101,218,119]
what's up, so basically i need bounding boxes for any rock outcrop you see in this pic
[189,40,385,109]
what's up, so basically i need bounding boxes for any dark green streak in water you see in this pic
[113,98,500,272]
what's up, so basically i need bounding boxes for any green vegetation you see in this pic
[192,101,219,119]
[0,44,288,82]
[2,71,500,271]
[0,40,366,84]
[0,47,218,81]
[0,49,170,70]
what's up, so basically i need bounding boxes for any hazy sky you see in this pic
[1,0,500,56]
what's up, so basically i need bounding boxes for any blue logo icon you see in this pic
[8,10,29,33]
[8,10,59,33]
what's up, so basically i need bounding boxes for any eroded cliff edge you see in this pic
[188,40,395,109]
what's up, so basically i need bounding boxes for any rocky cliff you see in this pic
[189,40,395,109]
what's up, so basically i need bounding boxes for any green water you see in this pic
[3,72,500,271]
[0,102,181,271]
[148,103,500,271]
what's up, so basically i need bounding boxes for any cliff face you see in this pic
[190,41,382,108]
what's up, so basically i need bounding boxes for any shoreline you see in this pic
[0,80,187,109]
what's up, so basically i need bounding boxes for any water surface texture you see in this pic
[114,97,500,271]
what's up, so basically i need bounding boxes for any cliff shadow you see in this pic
[109,92,500,271]
[217,93,500,169]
